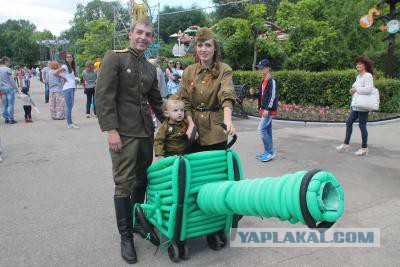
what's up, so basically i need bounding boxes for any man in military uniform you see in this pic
[95,18,164,264]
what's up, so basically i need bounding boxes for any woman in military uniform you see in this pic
[179,27,236,152]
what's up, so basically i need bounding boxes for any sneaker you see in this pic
[256,152,264,159]
[86,114,91,118]
[259,152,275,162]
[355,148,368,156]
[9,120,17,124]
[336,144,350,153]
[67,124,80,129]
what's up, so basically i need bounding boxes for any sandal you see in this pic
[336,144,350,153]
[355,148,368,156]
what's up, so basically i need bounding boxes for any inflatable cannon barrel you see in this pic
[138,150,344,262]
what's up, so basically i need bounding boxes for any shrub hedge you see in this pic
[233,69,400,113]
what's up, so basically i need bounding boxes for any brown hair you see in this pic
[130,17,153,33]
[0,56,10,65]
[48,61,60,70]
[354,55,374,75]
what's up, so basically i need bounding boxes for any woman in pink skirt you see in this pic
[48,61,65,120]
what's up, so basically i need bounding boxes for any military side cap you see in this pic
[195,27,216,43]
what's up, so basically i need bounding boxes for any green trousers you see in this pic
[110,135,154,197]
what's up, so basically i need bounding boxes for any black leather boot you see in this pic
[131,187,148,239]
[114,197,137,264]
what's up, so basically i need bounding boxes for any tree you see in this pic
[217,4,275,70]
[0,19,41,66]
[159,5,209,43]
[61,0,129,47]
[372,0,400,77]
[75,19,115,67]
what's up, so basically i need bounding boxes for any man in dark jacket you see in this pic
[95,18,164,264]
[255,59,279,162]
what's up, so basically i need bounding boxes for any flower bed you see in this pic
[242,99,400,122]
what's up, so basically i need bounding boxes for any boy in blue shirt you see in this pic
[255,59,279,162]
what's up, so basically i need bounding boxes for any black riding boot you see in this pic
[131,186,148,238]
[114,197,137,264]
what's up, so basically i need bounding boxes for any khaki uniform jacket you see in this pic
[96,48,164,137]
[154,120,188,156]
[179,62,236,145]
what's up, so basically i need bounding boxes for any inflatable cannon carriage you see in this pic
[134,135,344,262]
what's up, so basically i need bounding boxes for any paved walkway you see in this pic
[1,79,399,266]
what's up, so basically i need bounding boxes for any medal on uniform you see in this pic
[168,126,173,133]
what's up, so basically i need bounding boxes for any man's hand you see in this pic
[108,129,122,152]
[350,87,357,95]
[262,110,269,118]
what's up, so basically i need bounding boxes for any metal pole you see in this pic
[158,2,160,57]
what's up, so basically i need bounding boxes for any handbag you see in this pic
[351,88,380,111]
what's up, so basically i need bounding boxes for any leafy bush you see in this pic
[233,69,400,113]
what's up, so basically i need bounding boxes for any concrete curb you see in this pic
[246,115,400,126]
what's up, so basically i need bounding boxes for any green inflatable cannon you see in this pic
[135,150,344,262]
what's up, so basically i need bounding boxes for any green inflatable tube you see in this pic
[197,170,344,225]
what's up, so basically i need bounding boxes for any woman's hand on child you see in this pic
[186,122,195,139]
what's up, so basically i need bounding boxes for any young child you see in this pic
[154,99,189,158]
[255,59,279,162]
[18,87,38,123]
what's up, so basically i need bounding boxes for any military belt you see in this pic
[194,107,221,112]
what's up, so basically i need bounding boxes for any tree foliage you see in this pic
[0,19,53,66]
[75,19,115,67]
[159,5,209,43]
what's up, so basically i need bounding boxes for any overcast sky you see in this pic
[0,0,213,36]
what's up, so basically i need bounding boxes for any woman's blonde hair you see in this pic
[48,61,60,70]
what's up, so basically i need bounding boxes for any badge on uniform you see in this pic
[168,126,173,133]
[126,68,131,74]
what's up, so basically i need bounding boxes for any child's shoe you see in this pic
[355,148,368,156]
[336,144,350,153]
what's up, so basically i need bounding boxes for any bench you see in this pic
[233,84,248,119]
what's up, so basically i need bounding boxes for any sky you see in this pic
[0,0,213,36]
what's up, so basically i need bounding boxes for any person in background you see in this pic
[0,56,19,124]
[175,61,184,82]
[54,53,79,129]
[17,87,37,123]
[82,61,97,118]
[42,62,50,103]
[254,59,279,162]
[165,60,180,98]
[16,66,24,88]
[149,58,167,99]
[12,68,18,87]
[48,61,65,120]
[23,67,31,90]
[94,55,101,72]
[336,56,375,156]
